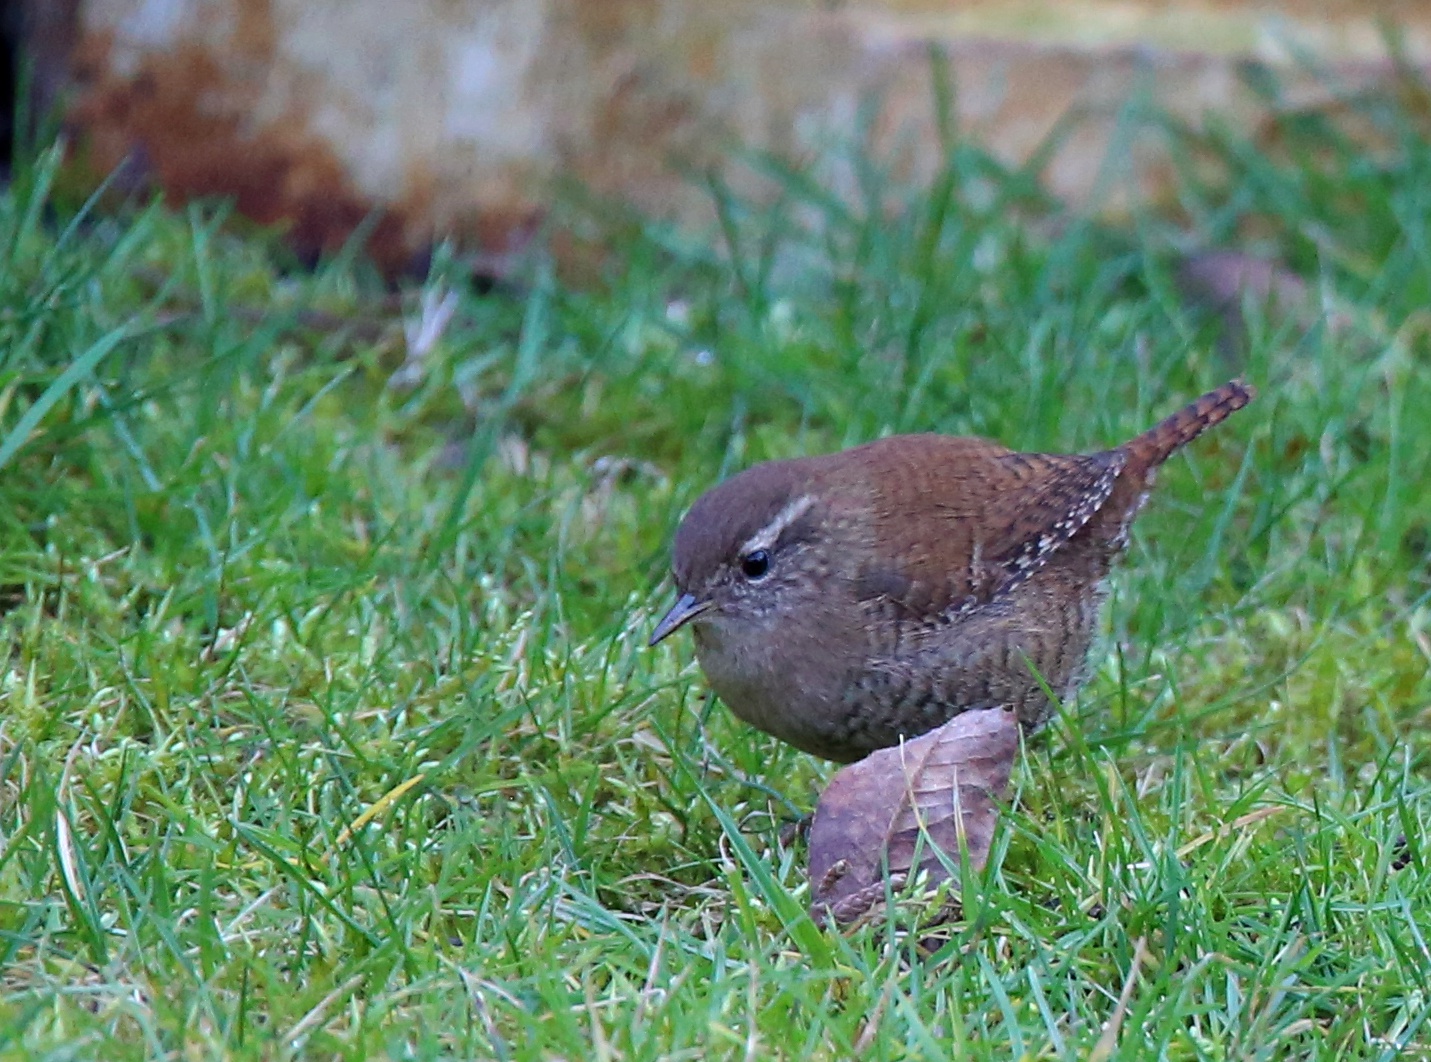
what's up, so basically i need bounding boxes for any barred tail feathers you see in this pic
[1123,378,1255,471]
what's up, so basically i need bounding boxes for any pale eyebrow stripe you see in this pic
[738,494,815,556]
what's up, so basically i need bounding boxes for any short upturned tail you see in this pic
[1124,379,1255,470]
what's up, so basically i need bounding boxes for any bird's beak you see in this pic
[648,593,711,646]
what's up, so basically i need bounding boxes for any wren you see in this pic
[650,380,1254,762]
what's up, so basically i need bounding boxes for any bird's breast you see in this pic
[692,612,866,756]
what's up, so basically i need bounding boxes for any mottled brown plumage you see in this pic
[650,380,1254,762]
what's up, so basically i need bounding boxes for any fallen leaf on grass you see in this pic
[808,707,1018,925]
[1175,250,1351,355]
[1176,250,1312,317]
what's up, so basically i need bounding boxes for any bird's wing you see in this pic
[846,436,1126,623]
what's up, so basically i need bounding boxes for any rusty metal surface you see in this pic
[32,0,1431,274]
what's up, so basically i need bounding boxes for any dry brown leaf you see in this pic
[808,707,1019,925]
[1175,250,1353,356]
[1177,250,1312,317]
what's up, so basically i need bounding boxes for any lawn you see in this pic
[0,79,1429,1059]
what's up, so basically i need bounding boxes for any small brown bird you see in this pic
[650,380,1254,762]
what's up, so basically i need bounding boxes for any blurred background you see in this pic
[8,0,1430,276]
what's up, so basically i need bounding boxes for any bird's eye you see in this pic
[740,549,771,580]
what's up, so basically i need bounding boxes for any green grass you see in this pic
[0,76,1429,1058]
